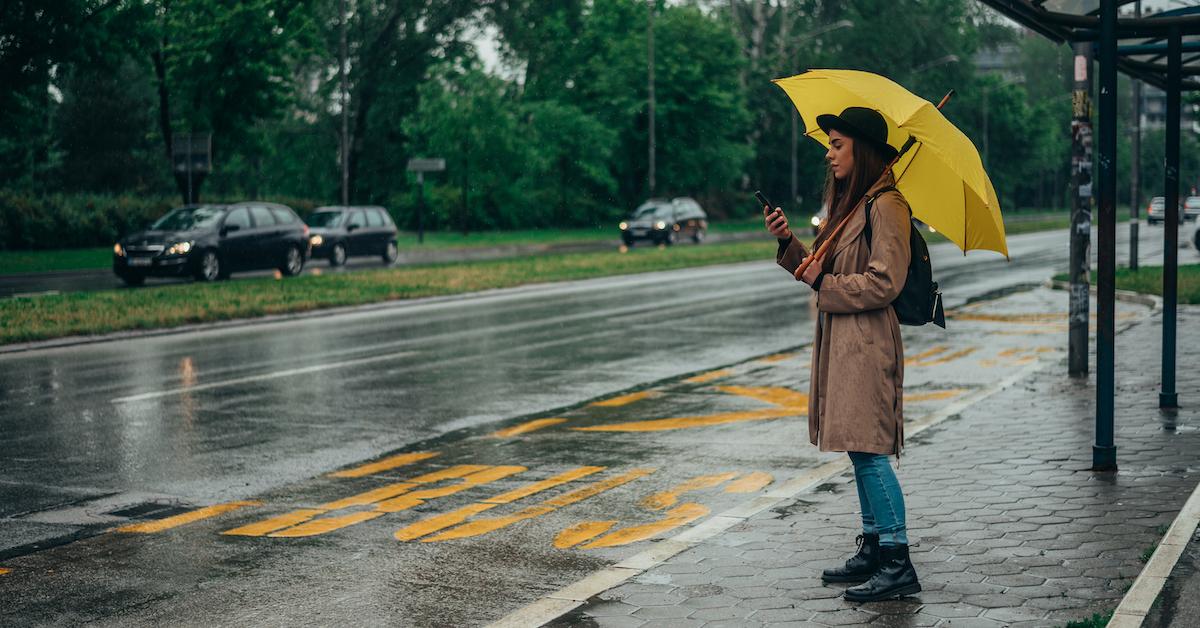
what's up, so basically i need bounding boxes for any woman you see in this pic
[762,106,920,602]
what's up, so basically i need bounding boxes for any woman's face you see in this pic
[826,129,854,180]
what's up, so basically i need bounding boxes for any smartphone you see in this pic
[754,190,773,213]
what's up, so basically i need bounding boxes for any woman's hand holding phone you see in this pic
[757,191,792,240]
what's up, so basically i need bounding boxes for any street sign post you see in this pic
[407,158,445,243]
[172,132,212,205]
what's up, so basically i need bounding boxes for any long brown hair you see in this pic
[813,137,892,270]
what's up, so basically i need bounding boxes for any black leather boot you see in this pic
[821,533,879,583]
[843,543,921,602]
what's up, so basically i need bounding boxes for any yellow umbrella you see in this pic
[773,69,1007,258]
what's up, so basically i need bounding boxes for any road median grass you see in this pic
[1052,264,1200,304]
[0,240,786,346]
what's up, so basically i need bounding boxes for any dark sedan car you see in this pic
[619,197,707,246]
[112,202,310,285]
[305,206,399,266]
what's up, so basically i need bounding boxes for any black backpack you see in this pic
[863,187,946,328]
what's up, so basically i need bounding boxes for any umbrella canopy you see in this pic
[773,69,1007,258]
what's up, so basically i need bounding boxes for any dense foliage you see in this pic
[0,0,1170,249]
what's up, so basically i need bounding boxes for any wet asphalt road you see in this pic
[0,225,1194,625]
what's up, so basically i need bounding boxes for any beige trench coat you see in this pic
[777,174,911,455]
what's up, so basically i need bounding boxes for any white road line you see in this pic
[111,351,418,403]
[486,358,1052,628]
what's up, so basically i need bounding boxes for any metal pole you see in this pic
[417,172,425,244]
[1093,0,1117,472]
[1130,0,1141,271]
[1069,42,1093,378]
[340,0,349,205]
[1161,26,1181,409]
[186,134,194,204]
[647,0,655,197]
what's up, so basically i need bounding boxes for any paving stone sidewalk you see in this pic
[551,304,1200,628]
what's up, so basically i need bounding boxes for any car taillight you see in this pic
[303,225,310,237]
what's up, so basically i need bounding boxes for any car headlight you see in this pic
[113,243,124,256]
[618,222,627,231]
[810,216,821,227]
[166,241,193,256]
[655,221,667,230]
[310,234,324,246]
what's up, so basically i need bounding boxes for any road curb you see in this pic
[1045,278,1164,314]
[486,359,1052,628]
[1109,480,1200,628]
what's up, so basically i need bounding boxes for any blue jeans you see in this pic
[849,451,909,546]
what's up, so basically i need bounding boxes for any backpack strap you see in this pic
[862,185,897,250]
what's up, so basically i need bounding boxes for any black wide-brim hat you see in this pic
[816,107,899,160]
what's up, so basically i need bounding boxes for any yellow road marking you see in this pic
[491,418,568,438]
[544,469,656,507]
[395,503,496,541]
[571,407,800,432]
[951,312,1065,323]
[374,466,526,513]
[393,467,606,541]
[904,389,968,402]
[582,503,710,549]
[269,511,386,538]
[908,347,977,367]
[554,520,616,548]
[328,451,440,478]
[641,472,738,510]
[590,391,655,407]
[904,345,948,365]
[318,482,419,510]
[223,508,327,537]
[757,353,794,363]
[484,467,606,504]
[224,465,512,538]
[117,500,262,534]
[724,472,774,493]
[717,385,808,407]
[683,369,732,384]
[0,568,10,575]
[420,469,656,542]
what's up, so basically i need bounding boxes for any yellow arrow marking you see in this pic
[393,466,606,541]
[590,391,655,407]
[724,471,774,493]
[554,520,616,549]
[683,369,733,384]
[582,503,710,549]
[117,500,262,534]
[491,418,568,438]
[640,472,738,510]
[328,451,439,478]
[420,469,655,542]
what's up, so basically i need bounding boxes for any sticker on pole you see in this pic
[1074,56,1088,82]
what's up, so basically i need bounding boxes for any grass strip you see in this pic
[0,240,786,345]
[1051,264,1200,304]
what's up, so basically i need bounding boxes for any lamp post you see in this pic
[912,54,960,74]
[791,19,854,207]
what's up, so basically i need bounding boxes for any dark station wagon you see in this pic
[113,202,310,285]
[305,206,399,266]
[618,197,708,246]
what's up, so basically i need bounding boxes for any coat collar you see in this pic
[831,171,897,258]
